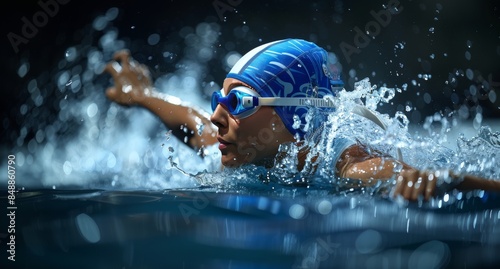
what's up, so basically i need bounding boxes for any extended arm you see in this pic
[337,144,500,201]
[103,50,218,150]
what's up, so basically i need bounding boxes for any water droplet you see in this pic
[465,51,471,61]
[423,92,432,104]
[105,7,119,21]
[65,47,78,62]
[92,15,108,31]
[17,62,29,78]
[379,87,395,103]
[489,90,497,103]
[87,103,98,118]
[468,87,479,99]
[63,161,72,175]
[289,204,306,219]
[466,40,472,48]
[292,115,301,129]
[147,33,160,46]
[465,69,474,80]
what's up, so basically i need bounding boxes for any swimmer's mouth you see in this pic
[217,137,232,149]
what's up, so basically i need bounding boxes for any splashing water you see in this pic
[6,8,223,190]
[211,77,500,204]
[4,8,499,204]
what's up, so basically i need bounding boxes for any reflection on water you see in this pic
[7,189,500,269]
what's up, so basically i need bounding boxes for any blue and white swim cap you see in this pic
[226,38,344,139]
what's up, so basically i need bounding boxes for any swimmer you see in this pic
[104,38,500,202]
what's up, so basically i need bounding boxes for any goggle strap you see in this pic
[258,97,336,108]
[241,96,258,108]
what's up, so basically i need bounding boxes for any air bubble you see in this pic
[465,51,471,61]
[148,33,160,46]
[466,40,472,48]
[489,90,497,103]
[465,69,474,80]
[65,47,78,62]
[18,62,29,78]
[87,103,98,118]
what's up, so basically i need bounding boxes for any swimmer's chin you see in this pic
[220,153,260,168]
[220,155,244,168]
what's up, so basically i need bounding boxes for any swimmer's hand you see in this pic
[392,168,500,202]
[391,169,438,202]
[103,50,153,106]
[337,145,500,202]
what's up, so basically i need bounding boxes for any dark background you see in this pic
[2,0,500,148]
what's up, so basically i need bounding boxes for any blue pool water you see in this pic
[3,187,500,269]
[3,3,500,269]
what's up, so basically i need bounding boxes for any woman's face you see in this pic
[210,78,294,167]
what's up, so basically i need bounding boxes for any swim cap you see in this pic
[226,39,344,139]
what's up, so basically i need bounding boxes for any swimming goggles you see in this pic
[211,86,337,119]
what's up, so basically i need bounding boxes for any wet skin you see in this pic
[210,78,295,168]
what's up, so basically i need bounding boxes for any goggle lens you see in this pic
[211,90,255,116]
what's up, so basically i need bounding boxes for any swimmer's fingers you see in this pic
[139,63,151,77]
[401,169,418,200]
[113,50,151,82]
[424,173,437,201]
[393,174,405,199]
[105,86,117,100]
[409,171,438,201]
[393,169,425,201]
[392,174,404,197]
[113,49,131,66]
[410,175,425,201]
[394,170,437,202]
[104,62,120,77]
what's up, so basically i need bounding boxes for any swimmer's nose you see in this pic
[210,104,229,129]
